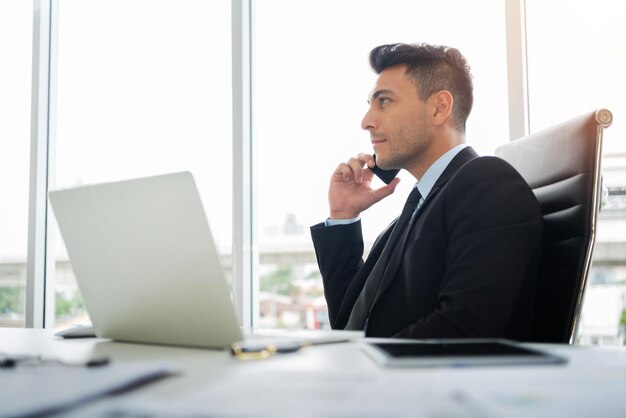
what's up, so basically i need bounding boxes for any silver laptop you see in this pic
[49,172,361,349]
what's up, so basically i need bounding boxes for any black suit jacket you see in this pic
[310,147,543,340]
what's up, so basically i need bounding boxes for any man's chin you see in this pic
[375,158,398,171]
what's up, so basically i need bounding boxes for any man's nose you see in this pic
[361,108,376,131]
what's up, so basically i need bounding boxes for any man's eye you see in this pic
[379,97,390,106]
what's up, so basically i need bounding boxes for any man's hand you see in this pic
[329,153,401,220]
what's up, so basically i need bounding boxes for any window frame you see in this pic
[26,0,56,328]
[23,0,530,329]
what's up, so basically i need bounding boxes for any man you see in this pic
[310,43,543,340]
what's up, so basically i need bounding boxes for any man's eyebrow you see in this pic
[367,89,394,104]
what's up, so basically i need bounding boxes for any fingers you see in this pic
[328,155,400,219]
[357,152,376,169]
[333,153,375,184]
[371,177,401,201]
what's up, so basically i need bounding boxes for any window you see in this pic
[0,1,33,327]
[252,0,509,329]
[11,1,622,346]
[526,0,626,344]
[51,0,232,328]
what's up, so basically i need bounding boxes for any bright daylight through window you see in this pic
[252,0,508,330]
[3,0,626,346]
[51,0,232,329]
[525,0,626,345]
[0,0,32,328]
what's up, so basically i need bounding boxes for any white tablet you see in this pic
[361,339,567,368]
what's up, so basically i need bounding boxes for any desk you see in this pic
[2,328,626,417]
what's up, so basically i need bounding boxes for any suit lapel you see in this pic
[371,147,479,306]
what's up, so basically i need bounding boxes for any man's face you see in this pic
[361,65,434,171]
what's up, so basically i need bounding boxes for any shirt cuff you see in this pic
[325,217,360,227]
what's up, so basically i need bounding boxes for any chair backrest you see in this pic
[495,109,613,343]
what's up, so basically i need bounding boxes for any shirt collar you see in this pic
[415,143,469,200]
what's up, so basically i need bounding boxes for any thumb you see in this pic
[372,177,401,202]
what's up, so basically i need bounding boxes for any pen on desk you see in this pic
[230,341,306,360]
[0,353,110,368]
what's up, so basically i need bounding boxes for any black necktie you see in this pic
[345,186,422,330]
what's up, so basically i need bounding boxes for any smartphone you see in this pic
[371,154,400,184]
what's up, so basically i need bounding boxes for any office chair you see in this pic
[495,109,613,343]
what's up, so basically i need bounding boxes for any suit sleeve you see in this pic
[393,157,543,339]
[310,221,365,327]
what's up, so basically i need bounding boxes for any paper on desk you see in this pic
[94,363,626,418]
[0,362,172,418]
[459,367,626,418]
[98,368,486,418]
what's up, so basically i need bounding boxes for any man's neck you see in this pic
[409,134,466,181]
[414,144,470,200]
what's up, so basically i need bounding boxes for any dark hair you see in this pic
[369,43,473,132]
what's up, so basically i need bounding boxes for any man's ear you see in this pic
[431,90,454,127]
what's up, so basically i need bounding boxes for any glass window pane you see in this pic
[52,0,231,329]
[252,0,509,329]
[526,0,626,345]
[0,1,33,328]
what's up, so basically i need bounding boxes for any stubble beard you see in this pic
[377,127,433,172]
